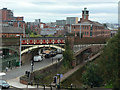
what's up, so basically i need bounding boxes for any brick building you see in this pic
[27,19,44,34]
[0,26,24,38]
[0,8,25,29]
[66,8,111,38]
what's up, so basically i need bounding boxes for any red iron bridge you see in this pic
[21,37,65,45]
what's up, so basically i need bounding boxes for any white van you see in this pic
[33,55,43,62]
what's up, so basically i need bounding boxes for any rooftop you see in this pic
[1,26,24,34]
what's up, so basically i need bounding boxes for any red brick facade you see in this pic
[1,8,25,29]
[70,8,111,38]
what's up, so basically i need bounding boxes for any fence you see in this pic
[26,83,83,90]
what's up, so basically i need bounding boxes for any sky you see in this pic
[0,0,119,23]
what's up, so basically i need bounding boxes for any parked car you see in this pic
[51,51,57,57]
[0,80,10,89]
[33,55,43,62]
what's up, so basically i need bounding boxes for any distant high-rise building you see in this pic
[35,19,41,23]
[56,20,66,26]
[66,17,78,24]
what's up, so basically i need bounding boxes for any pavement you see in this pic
[2,54,63,89]
[7,77,37,88]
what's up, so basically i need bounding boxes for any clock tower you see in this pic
[81,8,89,21]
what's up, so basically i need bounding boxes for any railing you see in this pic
[26,83,80,89]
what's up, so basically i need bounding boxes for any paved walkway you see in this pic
[7,77,37,88]
[57,52,101,84]
[58,62,86,84]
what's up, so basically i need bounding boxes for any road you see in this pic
[2,54,63,80]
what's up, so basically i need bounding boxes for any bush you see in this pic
[82,63,103,87]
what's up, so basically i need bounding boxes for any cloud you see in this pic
[0,0,118,23]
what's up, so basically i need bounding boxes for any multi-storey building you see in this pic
[69,8,110,38]
[56,20,66,26]
[66,17,78,24]
[0,26,24,38]
[27,19,42,34]
[0,8,25,29]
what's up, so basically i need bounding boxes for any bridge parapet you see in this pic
[74,44,105,57]
[22,37,65,45]
[74,44,106,53]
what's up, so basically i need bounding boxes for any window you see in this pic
[90,32,92,36]
[74,26,75,29]
[83,26,84,30]
[87,32,88,35]
[87,26,88,30]
[83,32,84,35]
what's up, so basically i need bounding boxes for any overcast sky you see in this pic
[0,0,119,23]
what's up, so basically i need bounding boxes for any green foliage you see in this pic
[58,35,63,37]
[33,31,37,35]
[63,49,74,68]
[104,84,113,88]
[98,30,120,88]
[34,34,42,37]
[103,24,107,28]
[25,28,31,34]
[66,32,74,36]
[82,63,103,87]
[63,38,74,68]
[30,32,35,37]
[30,32,42,37]
[46,34,54,37]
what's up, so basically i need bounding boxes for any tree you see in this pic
[98,29,120,88]
[63,37,74,68]
[46,34,54,37]
[33,31,37,35]
[25,28,31,34]
[30,32,35,37]
[103,24,107,28]
[82,63,103,87]
[58,35,63,37]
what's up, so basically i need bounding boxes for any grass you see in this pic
[61,65,85,88]
[20,61,71,86]
[61,57,102,88]
[39,63,70,85]
[104,84,113,88]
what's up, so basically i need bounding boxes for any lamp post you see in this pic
[16,35,22,68]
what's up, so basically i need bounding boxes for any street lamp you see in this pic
[31,60,34,72]
[16,34,22,68]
